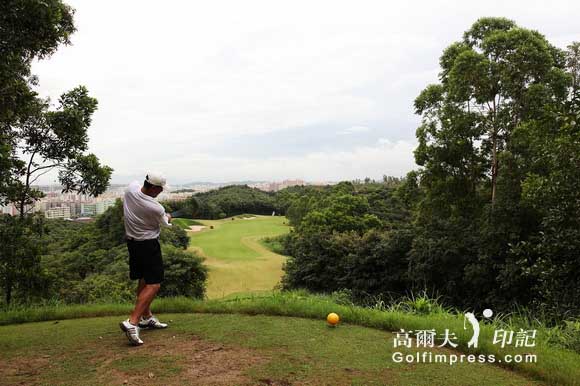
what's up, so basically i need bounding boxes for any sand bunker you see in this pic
[188,225,206,232]
[242,217,257,220]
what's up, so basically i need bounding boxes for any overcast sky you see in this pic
[31,0,580,184]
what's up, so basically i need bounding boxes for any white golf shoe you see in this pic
[139,315,168,329]
[120,319,144,345]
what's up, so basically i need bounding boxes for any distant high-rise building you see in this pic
[81,203,97,217]
[81,199,116,217]
[96,199,116,214]
[45,206,71,219]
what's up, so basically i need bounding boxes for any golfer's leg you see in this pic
[136,279,154,319]
[136,278,146,296]
[129,283,160,325]
[142,305,153,319]
[141,283,160,319]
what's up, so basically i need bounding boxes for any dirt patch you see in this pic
[188,225,206,232]
[103,334,268,386]
[0,333,268,386]
[0,355,51,385]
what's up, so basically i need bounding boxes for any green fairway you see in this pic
[0,313,545,386]
[172,218,204,228]
[186,215,291,298]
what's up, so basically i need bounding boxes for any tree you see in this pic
[95,199,126,247]
[566,42,580,108]
[38,205,208,303]
[1,0,75,203]
[298,194,382,235]
[0,0,112,304]
[158,245,207,298]
[281,182,410,297]
[514,47,580,314]
[189,185,277,219]
[409,18,572,309]
[0,214,45,304]
[14,86,113,217]
[416,17,567,206]
[1,1,112,214]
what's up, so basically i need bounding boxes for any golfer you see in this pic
[119,172,171,345]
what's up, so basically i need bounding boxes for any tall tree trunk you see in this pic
[491,129,498,206]
[490,97,500,207]
[19,151,36,219]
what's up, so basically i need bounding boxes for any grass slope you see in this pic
[0,313,544,386]
[1,293,578,385]
[187,215,290,298]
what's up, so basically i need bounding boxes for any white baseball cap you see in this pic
[146,172,169,189]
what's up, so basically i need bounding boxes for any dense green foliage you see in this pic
[408,18,580,316]
[0,214,45,304]
[167,181,404,223]
[281,19,580,319]
[166,185,279,219]
[281,181,412,297]
[0,201,207,305]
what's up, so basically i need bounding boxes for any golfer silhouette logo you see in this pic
[464,312,480,348]
[464,308,493,348]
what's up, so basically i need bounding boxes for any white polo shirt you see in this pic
[123,181,171,240]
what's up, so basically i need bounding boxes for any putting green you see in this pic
[186,215,291,298]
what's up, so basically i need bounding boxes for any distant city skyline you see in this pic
[31,177,345,188]
[3,178,333,218]
[32,178,344,194]
[29,0,580,184]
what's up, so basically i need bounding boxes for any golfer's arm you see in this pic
[159,211,172,227]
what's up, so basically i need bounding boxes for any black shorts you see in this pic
[126,238,164,284]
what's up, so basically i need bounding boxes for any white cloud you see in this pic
[28,0,580,183]
[129,137,417,183]
[340,126,371,135]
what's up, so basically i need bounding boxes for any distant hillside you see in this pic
[162,181,403,222]
[183,180,267,186]
[164,185,278,219]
